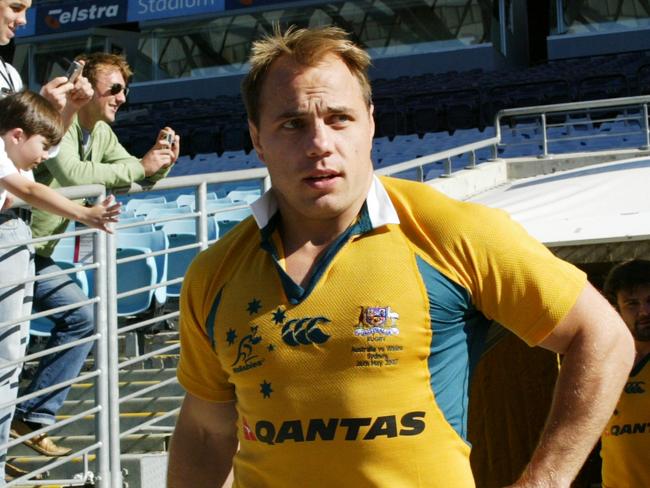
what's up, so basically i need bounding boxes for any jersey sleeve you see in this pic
[177,249,235,402]
[461,203,587,345]
[384,177,587,346]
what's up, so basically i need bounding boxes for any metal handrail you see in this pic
[494,94,650,148]
[375,136,500,178]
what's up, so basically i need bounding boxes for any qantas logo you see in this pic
[606,422,650,436]
[242,411,425,445]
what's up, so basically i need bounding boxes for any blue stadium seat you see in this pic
[176,192,218,209]
[161,218,218,297]
[125,196,166,213]
[213,206,252,236]
[226,188,261,203]
[133,201,179,216]
[145,206,192,221]
[117,230,169,308]
[116,217,156,234]
[115,247,157,316]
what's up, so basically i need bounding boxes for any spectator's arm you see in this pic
[44,127,145,188]
[508,283,634,487]
[167,394,237,488]
[0,173,120,232]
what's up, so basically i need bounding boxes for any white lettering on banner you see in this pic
[47,5,120,25]
[137,0,218,15]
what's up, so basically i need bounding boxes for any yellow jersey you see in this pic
[601,353,650,488]
[178,176,586,487]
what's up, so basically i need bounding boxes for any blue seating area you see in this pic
[31,190,258,336]
[115,49,650,155]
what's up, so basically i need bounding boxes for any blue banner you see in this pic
[15,8,36,38]
[35,0,128,35]
[225,0,298,9]
[127,0,225,22]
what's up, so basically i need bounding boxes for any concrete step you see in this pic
[7,452,174,488]
[61,396,183,416]
[8,433,171,458]
[66,377,184,401]
[53,412,177,437]
[6,452,98,487]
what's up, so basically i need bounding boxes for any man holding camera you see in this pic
[10,52,179,456]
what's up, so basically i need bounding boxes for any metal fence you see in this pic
[1,172,269,488]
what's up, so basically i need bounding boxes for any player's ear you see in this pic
[248,120,266,165]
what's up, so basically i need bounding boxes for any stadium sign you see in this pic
[127,0,225,22]
[225,0,300,9]
[35,1,128,35]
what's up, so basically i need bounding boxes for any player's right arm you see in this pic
[167,394,238,488]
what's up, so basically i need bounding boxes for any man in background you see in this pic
[601,259,650,488]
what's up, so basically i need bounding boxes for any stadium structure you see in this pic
[1,1,649,487]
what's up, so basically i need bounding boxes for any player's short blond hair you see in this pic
[242,25,372,126]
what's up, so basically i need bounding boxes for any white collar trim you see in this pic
[250,175,400,230]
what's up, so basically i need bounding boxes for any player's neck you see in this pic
[278,211,358,288]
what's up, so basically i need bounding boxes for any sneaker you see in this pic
[10,419,72,457]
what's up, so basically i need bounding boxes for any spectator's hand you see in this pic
[40,76,74,112]
[156,127,180,163]
[79,196,121,233]
[141,146,175,177]
[1,193,14,211]
[66,70,94,111]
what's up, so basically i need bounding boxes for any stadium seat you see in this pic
[117,230,169,308]
[115,247,157,316]
[133,201,179,216]
[213,206,252,236]
[125,196,166,213]
[117,217,156,234]
[161,218,218,297]
[145,206,192,221]
[226,188,261,203]
[176,192,218,209]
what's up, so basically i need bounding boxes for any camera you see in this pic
[165,132,174,145]
[65,61,83,84]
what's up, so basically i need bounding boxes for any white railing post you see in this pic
[641,103,650,150]
[196,181,209,251]
[93,201,112,487]
[539,113,550,158]
[105,231,123,488]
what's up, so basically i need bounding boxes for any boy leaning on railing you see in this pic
[0,90,120,484]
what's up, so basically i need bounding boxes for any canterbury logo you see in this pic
[281,317,331,346]
[624,381,645,394]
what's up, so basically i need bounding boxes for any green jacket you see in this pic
[32,117,171,256]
